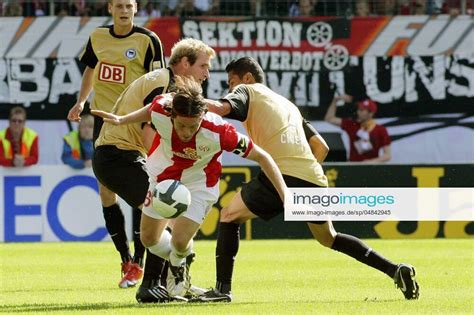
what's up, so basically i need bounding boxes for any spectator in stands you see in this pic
[263,0,289,16]
[89,0,108,16]
[21,0,49,16]
[289,0,315,16]
[373,0,396,15]
[0,106,39,167]
[194,0,211,12]
[62,114,94,169]
[325,94,391,163]
[72,0,90,16]
[216,0,254,16]
[442,0,473,16]
[399,0,427,15]
[138,1,161,17]
[355,0,371,16]
[175,0,203,16]
[54,1,70,16]
[427,0,443,14]
[4,2,23,16]
[413,0,426,14]
[314,0,352,16]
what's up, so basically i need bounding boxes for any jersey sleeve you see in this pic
[302,118,319,141]
[144,32,166,71]
[149,95,171,116]
[220,123,254,157]
[79,37,98,68]
[379,125,391,146]
[221,85,250,122]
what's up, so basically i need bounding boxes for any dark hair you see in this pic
[225,57,265,84]
[9,106,27,120]
[171,76,207,118]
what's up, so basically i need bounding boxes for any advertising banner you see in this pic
[1,164,472,242]
[0,16,472,120]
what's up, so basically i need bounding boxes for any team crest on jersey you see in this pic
[173,148,201,161]
[125,48,136,60]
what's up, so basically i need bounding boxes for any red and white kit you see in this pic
[143,96,253,224]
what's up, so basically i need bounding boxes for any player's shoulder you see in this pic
[90,25,112,37]
[132,26,160,40]
[144,67,170,82]
[201,112,234,134]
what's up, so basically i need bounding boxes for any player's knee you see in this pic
[171,234,190,252]
[314,232,335,248]
[220,207,238,223]
[99,186,116,205]
[140,230,158,248]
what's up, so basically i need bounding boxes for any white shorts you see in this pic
[142,182,217,224]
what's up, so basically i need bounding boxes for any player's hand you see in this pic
[68,102,85,122]
[334,94,353,103]
[90,110,123,125]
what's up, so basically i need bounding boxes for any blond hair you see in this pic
[169,38,216,66]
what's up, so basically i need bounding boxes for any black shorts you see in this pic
[241,171,326,224]
[92,145,149,208]
[93,115,104,143]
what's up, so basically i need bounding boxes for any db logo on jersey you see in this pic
[98,63,125,84]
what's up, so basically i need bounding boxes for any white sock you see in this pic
[169,240,193,267]
[147,229,172,260]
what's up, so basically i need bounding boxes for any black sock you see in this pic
[132,207,145,266]
[142,249,167,287]
[331,233,398,278]
[103,203,130,262]
[215,222,240,294]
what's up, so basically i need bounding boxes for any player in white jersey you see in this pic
[92,77,288,298]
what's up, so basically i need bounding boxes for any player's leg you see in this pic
[166,216,201,297]
[217,191,257,294]
[132,207,146,266]
[99,182,133,276]
[93,147,167,289]
[189,191,257,303]
[110,155,169,292]
[308,221,398,275]
[307,221,419,299]
[135,212,174,302]
[163,191,215,297]
[190,172,281,303]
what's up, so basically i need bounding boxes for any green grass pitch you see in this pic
[1,239,473,314]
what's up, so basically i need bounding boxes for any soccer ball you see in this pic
[152,179,191,218]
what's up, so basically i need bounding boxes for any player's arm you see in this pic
[68,66,94,122]
[69,37,97,122]
[246,145,288,202]
[303,119,329,163]
[207,85,250,121]
[224,129,287,202]
[206,99,231,117]
[309,134,329,163]
[91,104,152,125]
